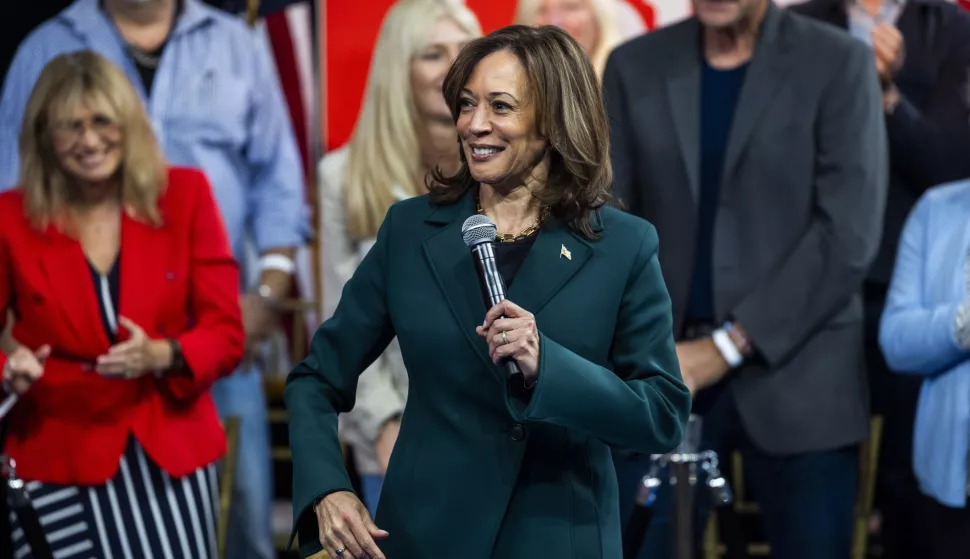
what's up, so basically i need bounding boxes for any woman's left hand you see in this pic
[476,300,540,382]
[96,316,171,379]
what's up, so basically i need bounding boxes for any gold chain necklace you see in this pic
[476,198,550,243]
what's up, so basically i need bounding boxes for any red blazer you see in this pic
[0,167,244,485]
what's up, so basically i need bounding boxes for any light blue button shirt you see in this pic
[879,180,970,508]
[0,0,309,273]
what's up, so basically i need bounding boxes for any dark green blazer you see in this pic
[286,186,691,558]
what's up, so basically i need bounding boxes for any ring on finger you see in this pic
[334,548,345,557]
[501,331,509,345]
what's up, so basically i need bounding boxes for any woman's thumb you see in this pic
[34,345,52,361]
[365,517,388,538]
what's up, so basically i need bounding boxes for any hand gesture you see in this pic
[96,316,168,378]
[476,299,541,382]
[315,491,388,559]
[2,344,51,395]
[872,23,904,83]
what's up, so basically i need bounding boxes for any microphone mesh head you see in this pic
[461,214,497,247]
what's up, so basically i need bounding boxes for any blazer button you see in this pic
[509,424,526,442]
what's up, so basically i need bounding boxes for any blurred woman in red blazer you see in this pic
[0,51,244,558]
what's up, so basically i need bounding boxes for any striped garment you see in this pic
[9,440,218,559]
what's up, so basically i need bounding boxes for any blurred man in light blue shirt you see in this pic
[0,1,309,557]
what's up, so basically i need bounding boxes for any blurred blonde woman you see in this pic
[516,0,636,79]
[317,0,481,516]
[0,51,243,558]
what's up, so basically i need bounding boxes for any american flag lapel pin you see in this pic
[560,244,572,260]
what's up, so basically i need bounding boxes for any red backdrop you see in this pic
[322,1,515,152]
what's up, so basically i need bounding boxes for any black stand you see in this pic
[622,415,734,559]
[3,455,53,559]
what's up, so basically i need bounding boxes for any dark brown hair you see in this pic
[428,24,613,239]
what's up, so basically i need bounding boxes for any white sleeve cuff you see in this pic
[712,328,744,368]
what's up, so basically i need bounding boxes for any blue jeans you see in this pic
[361,474,384,518]
[616,389,858,559]
[211,365,275,559]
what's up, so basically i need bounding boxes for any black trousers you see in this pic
[865,284,928,559]
[925,495,970,558]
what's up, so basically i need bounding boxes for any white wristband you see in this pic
[258,253,295,275]
[712,328,743,368]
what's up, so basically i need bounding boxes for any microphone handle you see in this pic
[471,241,523,377]
[0,393,17,421]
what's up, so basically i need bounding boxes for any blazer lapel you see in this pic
[36,226,109,351]
[118,210,170,337]
[722,3,794,181]
[506,219,593,316]
[421,191,597,383]
[422,190,500,380]
[665,20,702,203]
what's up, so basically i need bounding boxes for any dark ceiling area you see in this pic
[0,2,74,87]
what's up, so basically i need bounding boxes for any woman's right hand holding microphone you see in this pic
[2,344,50,395]
[315,491,388,559]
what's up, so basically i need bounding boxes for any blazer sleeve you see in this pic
[886,9,970,190]
[879,194,967,375]
[164,172,245,401]
[285,205,396,552]
[504,225,691,454]
[729,41,888,367]
[0,214,11,371]
[318,158,405,450]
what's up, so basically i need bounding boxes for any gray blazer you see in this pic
[603,2,888,454]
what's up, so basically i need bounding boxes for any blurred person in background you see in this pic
[288,24,691,559]
[318,0,481,518]
[0,51,243,559]
[879,176,970,558]
[791,0,970,555]
[515,0,638,79]
[0,1,309,558]
[603,0,887,554]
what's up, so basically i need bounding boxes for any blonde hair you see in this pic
[515,0,622,79]
[344,0,481,240]
[18,51,167,230]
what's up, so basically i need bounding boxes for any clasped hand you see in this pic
[2,316,169,396]
[476,299,541,382]
[95,316,169,378]
[871,23,904,82]
[2,344,50,395]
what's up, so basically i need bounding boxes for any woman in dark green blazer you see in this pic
[286,24,692,559]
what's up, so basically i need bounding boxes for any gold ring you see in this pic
[501,331,509,345]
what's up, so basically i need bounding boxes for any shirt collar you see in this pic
[61,0,214,39]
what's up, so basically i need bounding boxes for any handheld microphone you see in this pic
[461,214,523,379]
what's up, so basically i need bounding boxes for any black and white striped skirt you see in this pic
[9,439,219,559]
